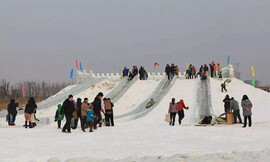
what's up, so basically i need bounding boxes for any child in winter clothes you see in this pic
[168,98,178,126]
[55,104,64,129]
[241,95,253,128]
[177,99,189,125]
[86,107,95,132]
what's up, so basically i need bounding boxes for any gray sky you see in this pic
[0,0,269,84]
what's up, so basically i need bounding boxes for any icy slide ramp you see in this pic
[115,76,177,121]
[104,76,138,104]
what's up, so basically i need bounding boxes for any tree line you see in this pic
[0,79,70,98]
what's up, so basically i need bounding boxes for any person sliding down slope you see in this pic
[177,99,189,125]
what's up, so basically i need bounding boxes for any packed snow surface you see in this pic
[1,78,270,162]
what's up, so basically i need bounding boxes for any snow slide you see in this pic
[115,76,177,122]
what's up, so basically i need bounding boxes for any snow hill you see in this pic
[1,76,270,162]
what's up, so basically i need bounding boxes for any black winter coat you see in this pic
[165,66,171,74]
[8,102,17,116]
[92,96,102,115]
[25,102,37,114]
[223,98,231,109]
[61,99,75,115]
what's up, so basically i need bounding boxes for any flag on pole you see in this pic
[251,66,255,78]
[154,62,160,68]
[22,85,25,98]
[70,69,74,79]
[79,62,83,71]
[75,59,79,69]
[84,63,87,72]
[252,78,256,87]
[227,56,231,66]
[186,63,189,69]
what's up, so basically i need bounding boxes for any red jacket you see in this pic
[193,68,196,74]
[177,100,188,111]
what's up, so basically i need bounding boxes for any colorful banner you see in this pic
[251,66,255,78]
[227,56,230,66]
[154,62,160,68]
[70,69,74,79]
[252,78,256,87]
[186,63,189,69]
[22,85,25,98]
[75,59,79,69]
[84,63,87,71]
[79,62,83,71]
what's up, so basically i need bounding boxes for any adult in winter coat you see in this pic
[55,104,64,129]
[139,66,144,80]
[204,64,209,75]
[81,98,92,132]
[73,98,82,129]
[209,64,214,78]
[24,97,37,128]
[223,95,231,113]
[213,64,217,77]
[165,64,171,80]
[241,95,253,128]
[168,98,178,126]
[61,95,75,133]
[177,99,189,125]
[123,67,129,77]
[7,99,18,126]
[230,97,242,124]
[192,66,197,78]
[170,64,176,79]
[104,98,114,127]
[92,92,104,129]
[217,63,222,78]
[189,65,194,79]
[199,65,204,77]
[175,66,180,78]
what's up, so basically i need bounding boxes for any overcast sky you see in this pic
[0,0,269,84]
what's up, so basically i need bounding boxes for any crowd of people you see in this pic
[223,94,253,127]
[56,92,114,133]
[165,64,180,80]
[123,66,148,81]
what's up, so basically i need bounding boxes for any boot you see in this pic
[25,121,28,128]
[29,122,33,128]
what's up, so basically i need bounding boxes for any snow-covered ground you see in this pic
[1,78,270,162]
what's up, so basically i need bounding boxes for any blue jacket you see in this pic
[123,69,129,77]
[86,109,95,122]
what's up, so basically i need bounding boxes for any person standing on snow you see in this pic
[55,104,64,129]
[139,66,145,80]
[192,66,197,79]
[165,64,171,80]
[199,65,204,77]
[122,67,129,77]
[230,97,242,124]
[213,64,217,77]
[24,97,37,128]
[241,95,253,128]
[177,99,189,125]
[73,98,82,129]
[209,64,214,78]
[168,98,178,126]
[104,98,114,127]
[170,64,176,79]
[7,99,18,126]
[217,63,222,78]
[81,98,91,132]
[61,95,75,133]
[175,66,180,79]
[223,95,231,114]
[92,92,104,129]
[204,64,209,76]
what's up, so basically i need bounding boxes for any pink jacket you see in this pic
[168,103,178,113]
